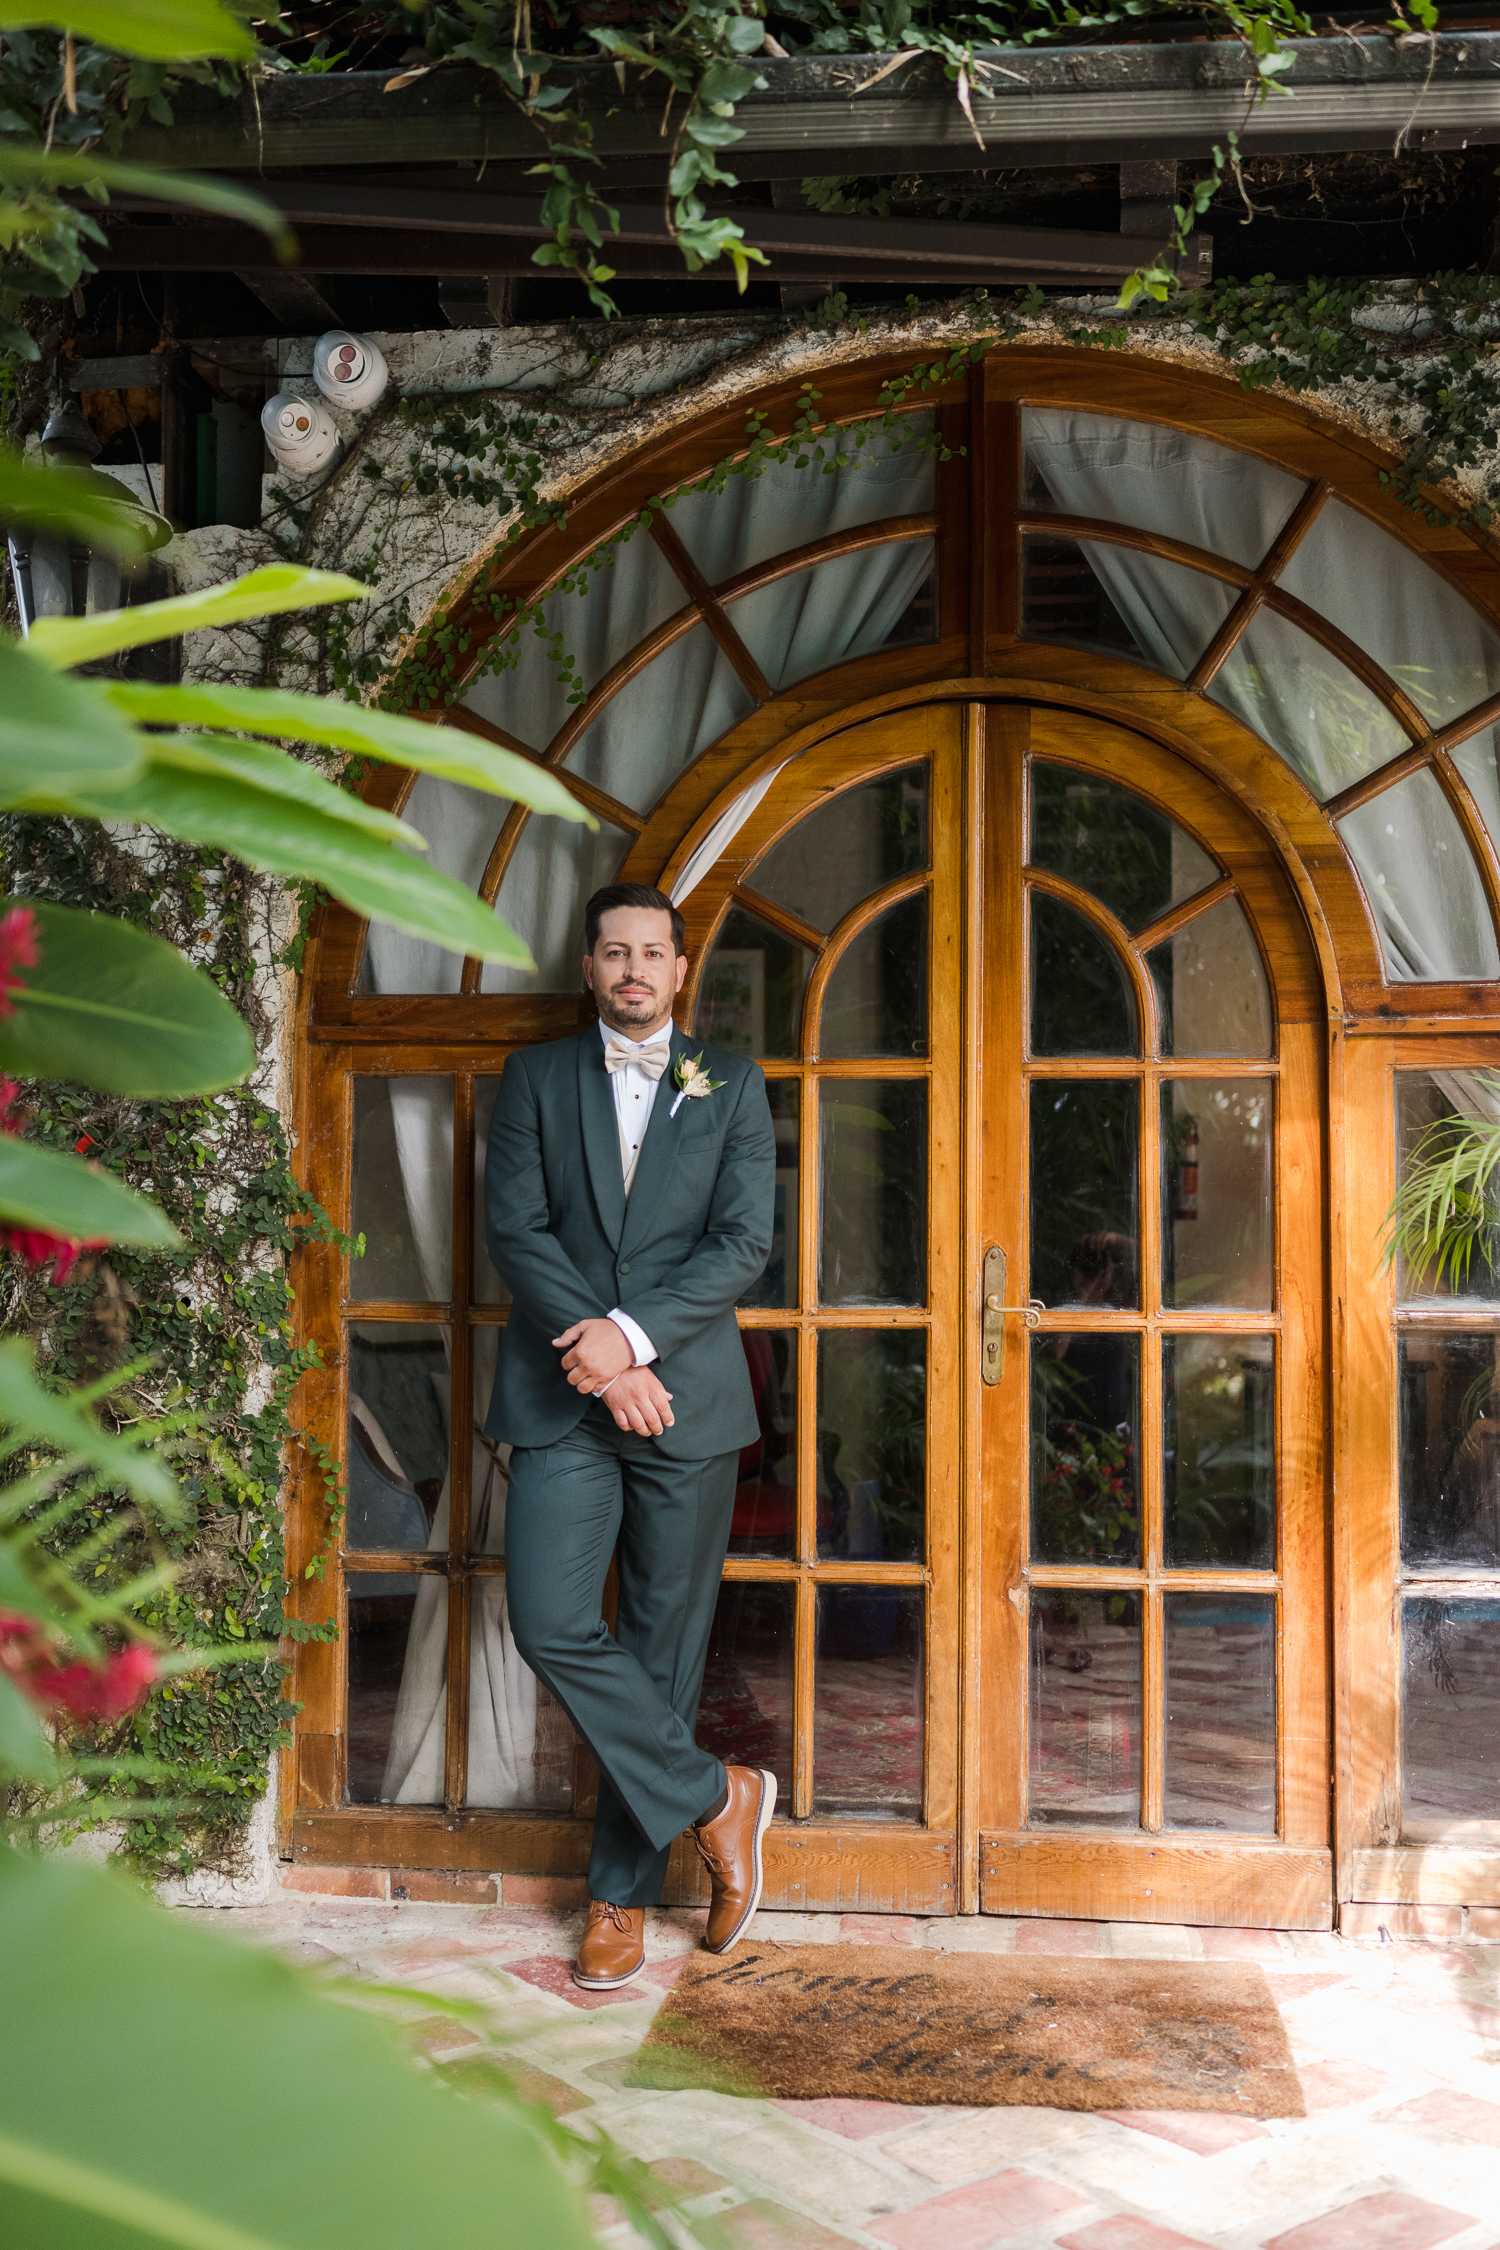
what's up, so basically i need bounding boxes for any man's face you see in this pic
[584,907,686,1035]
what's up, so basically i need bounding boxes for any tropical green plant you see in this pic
[1381,1075,1500,1293]
[0,541,590,1262]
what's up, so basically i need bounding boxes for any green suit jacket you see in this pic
[483,1021,776,1461]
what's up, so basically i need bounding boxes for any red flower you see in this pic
[0,904,39,1020]
[0,1075,107,1284]
[0,1613,158,1722]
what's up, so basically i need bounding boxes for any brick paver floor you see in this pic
[192,1887,1500,2250]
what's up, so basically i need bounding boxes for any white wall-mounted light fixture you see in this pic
[312,331,388,411]
[261,391,339,475]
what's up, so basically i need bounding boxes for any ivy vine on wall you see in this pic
[0,812,351,1879]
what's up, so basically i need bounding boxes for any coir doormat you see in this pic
[626,1942,1304,2115]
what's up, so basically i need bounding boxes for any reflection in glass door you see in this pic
[979,709,1331,1927]
[691,736,963,1842]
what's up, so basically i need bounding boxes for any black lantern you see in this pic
[6,401,172,634]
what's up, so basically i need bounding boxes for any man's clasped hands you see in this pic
[551,1318,676,1438]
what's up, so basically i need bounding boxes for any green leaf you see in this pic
[0,0,254,62]
[0,150,292,255]
[0,1135,180,1255]
[106,683,595,824]
[0,900,254,1099]
[0,452,153,556]
[0,1535,69,1633]
[62,763,537,968]
[142,733,426,848]
[26,567,369,671]
[0,1338,178,1512]
[0,642,144,803]
[0,1851,595,2248]
[0,1668,55,1784]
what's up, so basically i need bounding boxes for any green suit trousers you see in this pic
[505,1401,737,1907]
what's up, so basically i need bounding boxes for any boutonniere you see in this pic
[669,1051,725,1119]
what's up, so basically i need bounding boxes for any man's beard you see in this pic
[597,982,666,1031]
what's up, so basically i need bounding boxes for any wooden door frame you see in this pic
[286,343,1500,1916]
[971,701,1333,1930]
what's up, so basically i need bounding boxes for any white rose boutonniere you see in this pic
[668,1050,726,1119]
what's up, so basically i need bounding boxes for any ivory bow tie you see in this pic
[604,1036,670,1081]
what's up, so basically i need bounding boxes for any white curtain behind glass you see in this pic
[671,412,936,579]
[1027,408,1500,984]
[366,427,938,999]
[373,1080,539,1807]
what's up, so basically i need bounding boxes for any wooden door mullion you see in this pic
[444,1074,476,1812]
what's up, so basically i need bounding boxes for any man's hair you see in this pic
[585,883,685,956]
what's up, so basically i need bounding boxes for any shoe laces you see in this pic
[692,1827,732,1881]
[587,1899,634,1933]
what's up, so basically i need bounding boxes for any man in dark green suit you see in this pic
[485,882,778,1990]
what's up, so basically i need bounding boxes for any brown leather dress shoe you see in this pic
[693,1764,777,1954]
[573,1899,646,1989]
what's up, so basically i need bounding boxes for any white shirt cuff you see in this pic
[608,1309,657,1367]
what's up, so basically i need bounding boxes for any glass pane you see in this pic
[1021,534,1237,679]
[351,1077,453,1302]
[460,531,690,752]
[1449,729,1500,862]
[1160,1079,1274,1312]
[1031,1334,1140,1566]
[698,1580,794,1804]
[1403,1598,1500,1841]
[1028,1590,1141,1827]
[1338,773,1500,983]
[814,1585,923,1821]
[1164,1596,1276,1833]
[818,1330,926,1565]
[819,1079,927,1308]
[1208,606,1409,801]
[563,620,754,814]
[1030,891,1139,1058]
[1029,764,1217,934]
[732,1330,798,1560]
[694,906,814,1061]
[347,1396,432,1559]
[346,1589,444,1806]
[1022,407,1307,571]
[1396,1072,1500,1305]
[820,890,929,1059]
[671,412,935,581]
[473,1077,512,1307]
[729,541,936,692]
[361,776,500,994]
[1029,1080,1139,1310]
[348,1324,451,1546]
[478,814,631,995]
[1164,1336,1275,1569]
[467,1593,575,1811]
[1279,497,1500,735]
[754,763,928,934]
[1399,1334,1500,1570]
[1147,898,1273,1059]
[739,1082,799,1311]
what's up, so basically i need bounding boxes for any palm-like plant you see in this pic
[1381,1074,1500,1295]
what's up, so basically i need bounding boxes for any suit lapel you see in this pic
[619,1022,688,1259]
[577,1030,626,1250]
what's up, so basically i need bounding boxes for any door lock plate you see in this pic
[981,1248,1042,1384]
[982,1246,1006,1386]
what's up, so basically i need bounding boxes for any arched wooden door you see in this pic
[684,694,1330,1926]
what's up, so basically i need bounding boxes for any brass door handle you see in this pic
[981,1247,1043,1386]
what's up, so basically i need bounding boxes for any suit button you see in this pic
[619,1259,632,1275]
